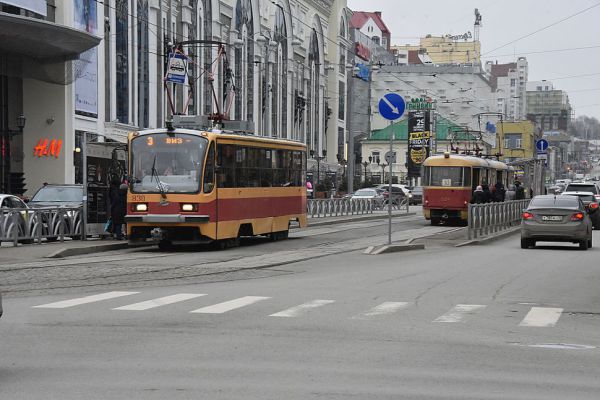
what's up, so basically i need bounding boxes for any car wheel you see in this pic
[520,238,532,249]
[579,239,589,250]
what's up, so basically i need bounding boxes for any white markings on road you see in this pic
[433,304,487,323]
[519,307,563,327]
[270,300,335,318]
[33,291,139,309]
[190,296,271,314]
[352,302,410,319]
[113,294,207,311]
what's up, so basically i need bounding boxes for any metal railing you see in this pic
[307,197,409,218]
[0,207,83,246]
[467,199,530,240]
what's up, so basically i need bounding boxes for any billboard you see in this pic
[407,110,431,177]
[74,0,98,116]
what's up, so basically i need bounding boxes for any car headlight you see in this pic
[135,203,148,212]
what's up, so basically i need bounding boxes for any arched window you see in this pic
[307,28,320,153]
[271,5,288,138]
[234,0,254,122]
[339,16,346,38]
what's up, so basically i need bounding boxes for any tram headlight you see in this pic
[135,203,148,212]
[181,203,197,212]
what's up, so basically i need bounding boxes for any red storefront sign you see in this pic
[34,138,63,158]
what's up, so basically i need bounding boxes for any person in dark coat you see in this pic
[110,183,128,239]
[493,181,506,202]
[515,180,525,200]
[471,185,487,204]
[481,183,493,203]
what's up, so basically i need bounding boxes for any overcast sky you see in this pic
[347,0,600,120]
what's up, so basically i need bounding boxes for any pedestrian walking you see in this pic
[110,183,128,240]
[470,185,487,204]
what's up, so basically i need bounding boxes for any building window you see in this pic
[338,81,345,121]
[537,86,542,91]
[337,127,344,158]
[116,0,129,123]
[307,28,320,153]
[137,0,149,128]
[234,0,255,125]
[371,151,380,164]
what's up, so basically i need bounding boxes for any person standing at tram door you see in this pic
[481,182,493,203]
[493,181,506,202]
[514,180,525,200]
[110,183,128,240]
[471,186,487,204]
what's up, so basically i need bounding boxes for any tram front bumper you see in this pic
[125,214,210,223]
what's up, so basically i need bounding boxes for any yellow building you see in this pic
[492,121,536,162]
[392,35,481,64]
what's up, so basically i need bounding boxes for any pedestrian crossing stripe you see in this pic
[30,291,568,327]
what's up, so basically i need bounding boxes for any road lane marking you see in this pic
[190,296,271,314]
[433,304,487,323]
[33,291,139,309]
[352,302,410,319]
[270,300,336,318]
[519,307,563,327]
[112,294,207,311]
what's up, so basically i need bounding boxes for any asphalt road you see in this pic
[2,217,600,399]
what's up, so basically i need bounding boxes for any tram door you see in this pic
[472,168,481,191]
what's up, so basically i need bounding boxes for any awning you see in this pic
[0,12,100,61]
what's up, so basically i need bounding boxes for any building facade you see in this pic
[490,120,535,163]
[526,80,572,133]
[486,57,528,121]
[391,34,481,65]
[1,0,352,195]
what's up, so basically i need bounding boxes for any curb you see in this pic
[454,226,520,247]
[46,242,151,258]
[363,243,425,255]
[305,212,417,227]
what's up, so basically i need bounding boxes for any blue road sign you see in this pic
[378,93,406,121]
[536,139,549,153]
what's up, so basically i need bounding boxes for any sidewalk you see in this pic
[0,209,417,263]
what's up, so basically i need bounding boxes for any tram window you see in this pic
[430,167,465,187]
[203,142,215,193]
[463,168,471,187]
[217,144,236,188]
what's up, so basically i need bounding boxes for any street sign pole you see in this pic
[377,93,405,246]
[388,120,393,245]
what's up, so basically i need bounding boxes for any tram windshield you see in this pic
[130,133,208,194]
[424,166,471,187]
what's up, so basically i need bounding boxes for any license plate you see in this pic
[542,215,562,221]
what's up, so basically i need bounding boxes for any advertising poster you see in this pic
[407,110,431,177]
[74,0,98,116]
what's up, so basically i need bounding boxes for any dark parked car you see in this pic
[410,186,423,205]
[521,194,593,250]
[561,191,600,229]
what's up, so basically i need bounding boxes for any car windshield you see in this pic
[354,189,377,196]
[131,133,208,194]
[565,184,597,193]
[529,196,579,209]
[31,186,82,202]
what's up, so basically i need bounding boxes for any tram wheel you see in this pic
[430,218,440,226]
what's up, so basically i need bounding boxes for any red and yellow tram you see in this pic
[422,153,512,225]
[125,127,307,249]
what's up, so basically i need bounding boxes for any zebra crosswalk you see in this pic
[30,291,568,328]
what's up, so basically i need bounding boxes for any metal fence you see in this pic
[467,199,530,240]
[307,197,409,218]
[0,207,83,246]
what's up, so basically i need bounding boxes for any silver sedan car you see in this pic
[521,195,593,250]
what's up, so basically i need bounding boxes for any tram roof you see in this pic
[423,154,509,170]
[131,128,306,148]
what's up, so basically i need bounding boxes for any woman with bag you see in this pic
[110,182,127,240]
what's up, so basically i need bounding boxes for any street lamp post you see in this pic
[309,149,326,189]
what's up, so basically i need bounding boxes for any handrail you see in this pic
[0,206,83,246]
[307,196,410,218]
[467,200,530,240]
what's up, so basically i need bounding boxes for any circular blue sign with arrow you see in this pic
[536,139,549,153]
[378,93,406,121]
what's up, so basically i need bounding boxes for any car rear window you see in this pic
[565,184,598,194]
[530,196,579,208]
[564,194,595,202]
[354,189,376,196]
